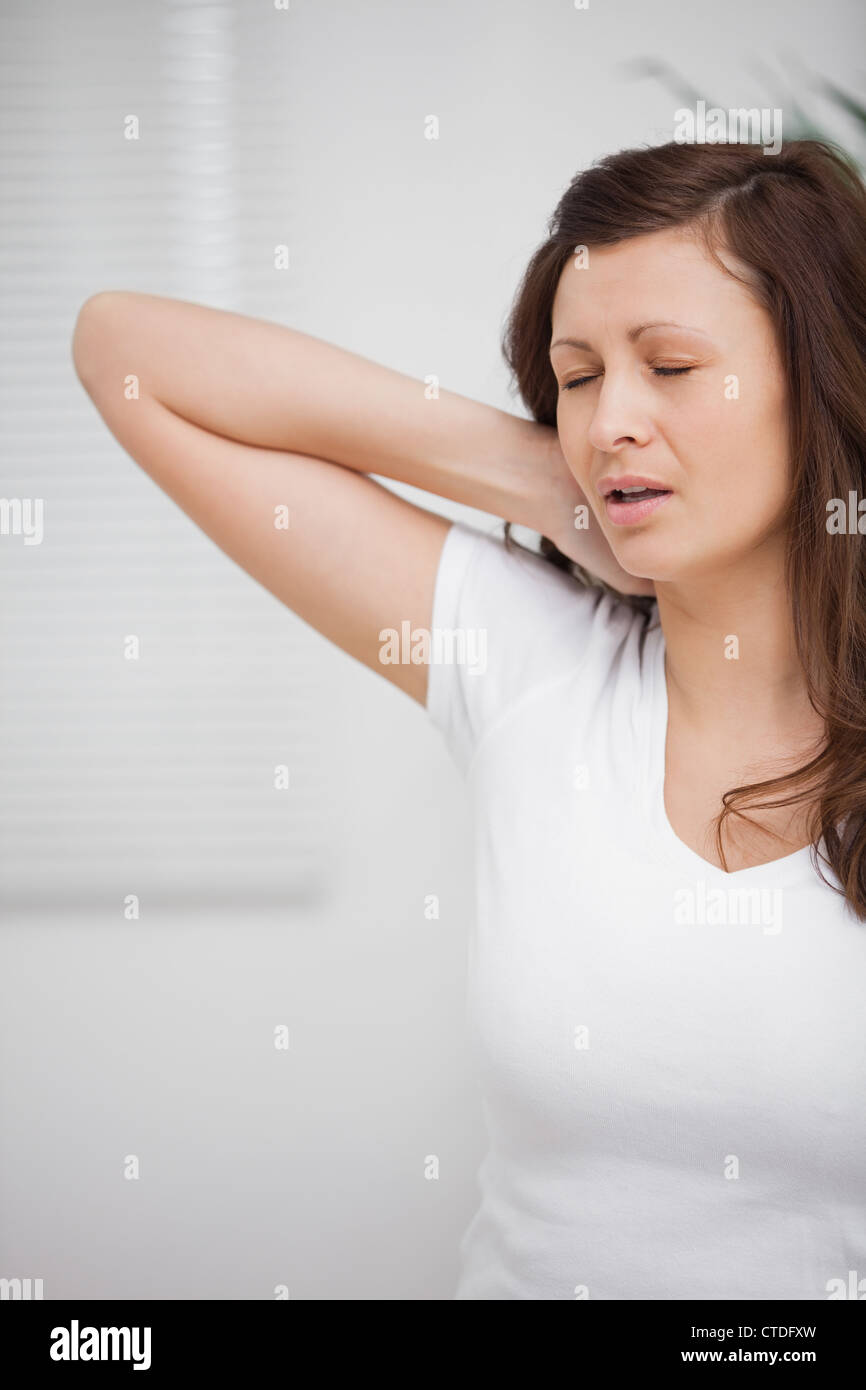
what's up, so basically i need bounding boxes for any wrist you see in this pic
[504,420,567,537]
[521,424,584,546]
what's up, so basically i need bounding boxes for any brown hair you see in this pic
[501,139,866,915]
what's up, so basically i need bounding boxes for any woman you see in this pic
[72,138,866,1301]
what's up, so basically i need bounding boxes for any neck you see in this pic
[653,543,818,741]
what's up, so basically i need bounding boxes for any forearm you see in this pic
[72,290,559,534]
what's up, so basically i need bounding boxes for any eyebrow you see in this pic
[549,321,711,353]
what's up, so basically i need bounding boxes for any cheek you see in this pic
[686,419,790,557]
[556,409,592,477]
[712,385,789,506]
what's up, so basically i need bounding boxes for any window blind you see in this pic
[0,0,335,913]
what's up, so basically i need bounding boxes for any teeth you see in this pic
[620,485,649,493]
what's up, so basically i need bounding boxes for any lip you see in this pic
[604,490,673,525]
[596,474,674,527]
[596,473,672,498]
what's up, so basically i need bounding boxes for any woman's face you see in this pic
[549,225,790,583]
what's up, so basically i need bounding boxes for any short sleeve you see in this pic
[425,520,610,776]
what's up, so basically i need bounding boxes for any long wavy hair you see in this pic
[501,139,866,915]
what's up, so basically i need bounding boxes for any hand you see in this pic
[538,428,656,598]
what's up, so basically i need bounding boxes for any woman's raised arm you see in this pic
[72,291,560,522]
[70,292,639,706]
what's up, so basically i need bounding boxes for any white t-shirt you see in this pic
[426,519,866,1301]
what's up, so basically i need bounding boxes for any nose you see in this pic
[585,372,652,455]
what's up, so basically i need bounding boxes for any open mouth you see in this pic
[604,486,673,526]
[609,486,669,502]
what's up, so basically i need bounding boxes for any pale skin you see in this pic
[551,224,826,871]
[71,289,644,707]
[72,233,825,875]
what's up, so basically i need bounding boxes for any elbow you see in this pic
[71,291,129,392]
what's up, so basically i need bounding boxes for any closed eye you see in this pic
[562,366,694,391]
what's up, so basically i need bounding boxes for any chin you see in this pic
[609,541,690,585]
[608,538,667,575]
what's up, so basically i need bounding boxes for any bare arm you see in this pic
[72,291,567,516]
[71,291,643,705]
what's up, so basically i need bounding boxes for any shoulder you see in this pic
[426,520,651,772]
[434,519,645,659]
